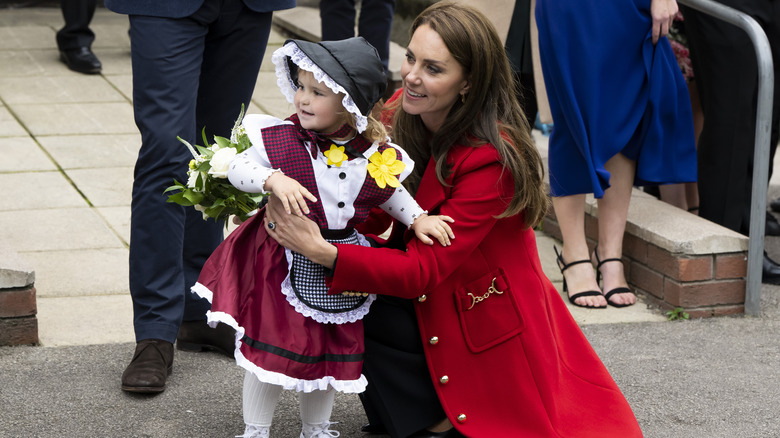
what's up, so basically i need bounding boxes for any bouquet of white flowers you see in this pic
[165,106,266,224]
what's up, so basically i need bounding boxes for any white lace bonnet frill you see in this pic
[271,37,387,134]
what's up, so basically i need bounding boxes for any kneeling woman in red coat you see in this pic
[265,2,643,437]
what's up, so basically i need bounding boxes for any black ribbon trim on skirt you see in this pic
[241,334,364,363]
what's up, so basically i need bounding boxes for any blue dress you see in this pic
[536,0,697,197]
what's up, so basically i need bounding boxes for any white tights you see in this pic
[241,371,338,437]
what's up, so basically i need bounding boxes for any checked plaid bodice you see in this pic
[262,117,401,230]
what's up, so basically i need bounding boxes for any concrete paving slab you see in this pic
[0,207,122,252]
[13,102,136,136]
[90,23,132,49]
[0,74,125,104]
[36,294,134,346]
[0,106,28,137]
[0,171,85,210]
[1,136,57,172]
[94,47,133,76]
[65,166,133,207]
[567,294,667,324]
[36,133,140,169]
[535,231,561,284]
[0,48,73,77]
[95,205,130,244]
[0,25,55,50]
[21,247,129,299]
[103,72,132,102]
[0,8,61,27]
[259,44,282,73]
[0,239,35,288]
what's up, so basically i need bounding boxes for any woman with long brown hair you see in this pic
[264,2,643,437]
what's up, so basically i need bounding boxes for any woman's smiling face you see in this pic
[400,24,470,133]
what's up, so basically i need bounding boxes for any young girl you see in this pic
[192,37,454,438]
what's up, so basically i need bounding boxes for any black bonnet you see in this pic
[280,37,387,117]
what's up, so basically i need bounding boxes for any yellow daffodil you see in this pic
[324,144,348,167]
[367,148,405,188]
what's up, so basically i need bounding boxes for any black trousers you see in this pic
[682,0,780,233]
[361,296,446,438]
[127,0,273,343]
[56,0,97,50]
[319,0,396,73]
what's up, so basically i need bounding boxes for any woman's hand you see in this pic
[650,0,678,44]
[264,195,338,269]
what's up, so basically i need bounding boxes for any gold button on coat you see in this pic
[429,336,439,345]
[439,375,449,384]
[418,295,427,302]
[457,414,467,423]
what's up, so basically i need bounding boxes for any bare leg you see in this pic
[551,194,606,307]
[685,182,700,214]
[594,153,637,306]
[658,183,688,210]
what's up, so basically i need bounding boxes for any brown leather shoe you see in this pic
[176,320,236,358]
[121,339,173,393]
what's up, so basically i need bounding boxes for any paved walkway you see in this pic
[2,5,780,438]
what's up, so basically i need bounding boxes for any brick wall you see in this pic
[0,245,38,346]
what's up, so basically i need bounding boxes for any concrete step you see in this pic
[273,6,405,84]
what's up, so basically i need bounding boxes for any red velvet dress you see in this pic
[193,116,419,393]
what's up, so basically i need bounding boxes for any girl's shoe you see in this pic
[554,246,606,309]
[300,421,340,438]
[237,424,270,438]
[593,246,636,308]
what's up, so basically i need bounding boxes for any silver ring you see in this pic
[267,221,276,230]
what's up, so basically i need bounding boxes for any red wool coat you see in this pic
[330,143,643,437]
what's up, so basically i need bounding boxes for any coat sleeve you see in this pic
[330,146,513,298]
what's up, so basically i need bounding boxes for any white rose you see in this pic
[186,170,202,189]
[208,147,237,178]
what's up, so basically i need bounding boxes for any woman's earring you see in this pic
[461,93,466,104]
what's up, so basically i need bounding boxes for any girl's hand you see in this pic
[264,172,317,216]
[410,214,455,246]
[264,195,337,268]
[650,0,678,44]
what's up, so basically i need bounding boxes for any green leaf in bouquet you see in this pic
[166,191,194,206]
[214,135,231,149]
[201,127,210,148]
[164,180,186,194]
[235,134,252,153]
[195,144,213,157]
[204,203,226,220]
[183,189,205,205]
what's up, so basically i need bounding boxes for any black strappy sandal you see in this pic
[593,246,636,308]
[554,246,606,309]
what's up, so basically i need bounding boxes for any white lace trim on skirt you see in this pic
[204,309,368,394]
